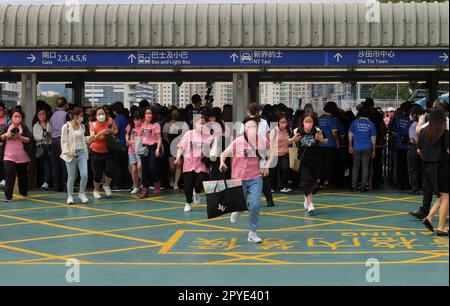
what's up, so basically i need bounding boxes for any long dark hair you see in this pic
[32,108,49,126]
[425,107,446,145]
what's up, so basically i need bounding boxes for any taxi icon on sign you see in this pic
[240,52,253,63]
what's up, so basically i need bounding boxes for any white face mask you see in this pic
[97,115,106,122]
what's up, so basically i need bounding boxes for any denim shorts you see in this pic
[128,152,140,165]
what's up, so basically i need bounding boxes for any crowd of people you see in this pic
[0,93,448,241]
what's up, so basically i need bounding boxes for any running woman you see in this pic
[290,112,328,215]
[220,117,273,243]
[175,114,212,212]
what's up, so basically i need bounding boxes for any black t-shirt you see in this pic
[418,128,449,162]
[295,127,326,164]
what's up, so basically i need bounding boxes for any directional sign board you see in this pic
[0,49,448,68]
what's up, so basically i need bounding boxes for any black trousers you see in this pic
[408,144,422,191]
[3,161,28,199]
[183,171,208,204]
[263,176,274,204]
[91,152,115,183]
[372,146,384,185]
[51,137,67,189]
[269,154,290,190]
[395,148,409,188]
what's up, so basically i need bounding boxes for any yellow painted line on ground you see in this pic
[1,260,447,266]
[18,244,162,263]
[159,230,185,254]
[0,244,91,264]
[0,212,166,247]
[164,250,449,256]
[26,196,245,232]
[264,211,412,231]
[0,221,181,246]
[407,253,450,263]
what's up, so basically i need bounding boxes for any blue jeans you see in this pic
[242,177,263,232]
[65,149,88,198]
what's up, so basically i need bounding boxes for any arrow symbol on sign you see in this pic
[27,54,36,63]
[334,52,343,63]
[230,53,239,63]
[128,54,136,63]
[439,52,448,62]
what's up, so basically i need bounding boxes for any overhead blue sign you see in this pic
[0,49,448,68]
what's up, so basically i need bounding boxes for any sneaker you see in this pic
[93,191,102,199]
[131,187,140,194]
[102,185,112,197]
[307,203,316,216]
[304,197,308,210]
[193,192,201,204]
[78,194,89,204]
[280,188,292,193]
[67,196,74,205]
[140,189,149,199]
[173,184,179,191]
[0,180,5,189]
[3,198,12,203]
[184,203,192,212]
[230,212,240,224]
[41,182,49,190]
[248,231,263,243]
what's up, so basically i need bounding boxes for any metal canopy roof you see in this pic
[0,2,448,49]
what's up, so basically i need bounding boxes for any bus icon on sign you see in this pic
[240,52,253,63]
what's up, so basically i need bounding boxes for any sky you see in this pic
[0,0,370,5]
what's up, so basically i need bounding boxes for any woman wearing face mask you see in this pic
[61,108,90,205]
[126,111,143,194]
[291,113,328,215]
[269,114,295,194]
[33,109,52,191]
[0,108,33,202]
[89,107,118,199]
[163,107,185,190]
[139,106,163,198]
[175,114,213,212]
[220,117,273,243]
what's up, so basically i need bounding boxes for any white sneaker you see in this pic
[304,197,308,210]
[230,212,240,224]
[102,185,112,197]
[93,191,102,199]
[78,194,88,204]
[193,192,201,204]
[280,188,292,193]
[131,187,140,194]
[41,182,49,190]
[0,180,5,188]
[173,184,179,191]
[67,196,74,205]
[307,203,316,215]
[184,203,192,212]
[248,231,263,243]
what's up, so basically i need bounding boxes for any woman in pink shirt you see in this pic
[0,108,33,202]
[175,114,212,212]
[220,117,272,243]
[139,106,162,198]
[269,114,294,194]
